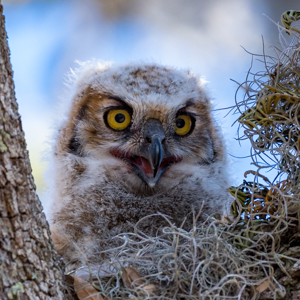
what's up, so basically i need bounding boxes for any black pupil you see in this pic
[176,118,185,128]
[115,113,125,123]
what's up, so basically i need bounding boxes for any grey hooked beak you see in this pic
[145,136,165,178]
[140,119,166,187]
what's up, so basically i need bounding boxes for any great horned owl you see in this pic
[48,62,231,267]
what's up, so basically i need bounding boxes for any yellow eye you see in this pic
[106,109,131,130]
[175,115,192,136]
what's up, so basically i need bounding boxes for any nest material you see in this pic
[65,11,300,300]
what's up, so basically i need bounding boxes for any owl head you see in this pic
[53,62,226,198]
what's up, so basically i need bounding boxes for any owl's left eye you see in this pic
[106,109,131,130]
[175,114,193,136]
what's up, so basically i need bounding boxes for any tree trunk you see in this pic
[0,5,64,299]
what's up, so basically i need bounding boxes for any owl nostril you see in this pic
[145,136,166,144]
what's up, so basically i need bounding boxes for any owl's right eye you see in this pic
[105,109,131,130]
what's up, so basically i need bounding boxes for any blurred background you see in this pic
[2,0,300,207]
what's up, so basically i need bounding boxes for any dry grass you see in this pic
[65,11,300,300]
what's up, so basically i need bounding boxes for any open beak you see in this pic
[138,135,166,187]
[110,119,182,188]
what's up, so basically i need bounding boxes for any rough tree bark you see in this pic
[0,5,64,300]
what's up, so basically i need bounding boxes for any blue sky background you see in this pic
[2,0,299,206]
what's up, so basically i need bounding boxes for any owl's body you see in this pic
[49,62,231,267]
